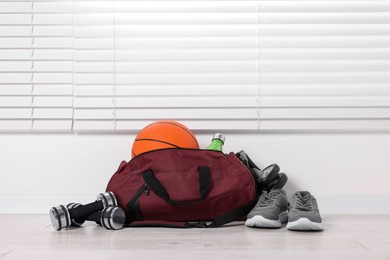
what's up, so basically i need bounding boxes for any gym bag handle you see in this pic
[142,166,211,206]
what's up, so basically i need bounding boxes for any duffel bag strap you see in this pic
[199,198,258,228]
[142,166,211,206]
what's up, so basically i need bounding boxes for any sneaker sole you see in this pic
[245,210,288,228]
[286,217,324,231]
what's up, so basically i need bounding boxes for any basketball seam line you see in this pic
[148,121,199,147]
[134,138,181,148]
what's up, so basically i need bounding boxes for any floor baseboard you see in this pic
[1,194,389,214]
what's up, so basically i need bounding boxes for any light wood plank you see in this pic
[0,251,11,260]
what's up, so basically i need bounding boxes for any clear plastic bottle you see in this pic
[206,133,225,152]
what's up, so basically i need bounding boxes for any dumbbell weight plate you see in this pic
[265,173,288,192]
[49,205,71,231]
[100,206,126,230]
[258,164,280,187]
[271,173,288,190]
[67,203,85,226]
[97,191,118,208]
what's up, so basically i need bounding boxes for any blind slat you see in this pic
[260,108,390,119]
[73,120,258,131]
[73,13,390,25]
[73,1,390,13]
[73,61,390,73]
[74,108,257,120]
[74,97,257,108]
[74,49,390,61]
[259,119,390,131]
[74,84,257,96]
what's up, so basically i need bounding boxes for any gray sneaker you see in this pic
[287,191,324,231]
[245,189,289,228]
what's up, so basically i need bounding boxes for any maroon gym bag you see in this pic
[106,148,259,228]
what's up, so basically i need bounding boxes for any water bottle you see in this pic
[206,133,225,152]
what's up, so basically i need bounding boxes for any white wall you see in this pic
[1,132,390,214]
[1,1,390,215]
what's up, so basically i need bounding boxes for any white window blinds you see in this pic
[72,1,259,131]
[0,1,73,131]
[1,1,390,132]
[256,1,390,131]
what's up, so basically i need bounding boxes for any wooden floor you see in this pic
[0,215,389,260]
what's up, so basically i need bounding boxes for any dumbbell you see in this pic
[49,191,117,231]
[257,164,280,187]
[266,172,288,192]
[67,203,126,230]
[236,151,279,184]
[256,164,289,191]
[235,150,288,191]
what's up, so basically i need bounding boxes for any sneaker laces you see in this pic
[295,192,313,211]
[257,191,280,207]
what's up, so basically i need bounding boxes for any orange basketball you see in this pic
[131,120,199,158]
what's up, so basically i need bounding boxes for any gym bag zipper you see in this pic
[127,183,150,222]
